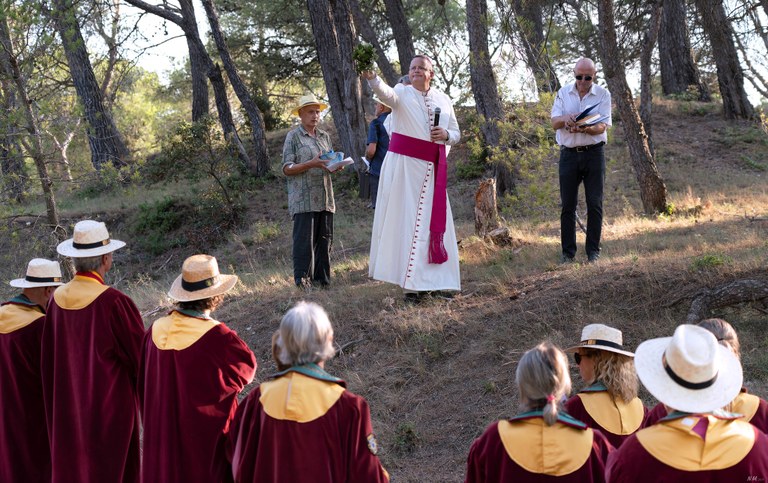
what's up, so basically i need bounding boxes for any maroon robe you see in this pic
[646,389,768,432]
[41,273,145,483]
[565,393,649,448]
[0,299,49,482]
[139,311,257,483]
[226,366,389,483]
[606,415,768,482]
[465,414,613,482]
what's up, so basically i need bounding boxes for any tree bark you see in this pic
[639,0,662,158]
[201,0,271,176]
[382,0,415,75]
[0,82,26,202]
[687,279,768,325]
[658,0,710,101]
[307,0,368,196]
[349,0,399,85]
[466,0,513,194]
[50,0,130,170]
[0,15,64,242]
[474,178,500,236]
[694,0,755,119]
[512,0,560,94]
[597,0,668,214]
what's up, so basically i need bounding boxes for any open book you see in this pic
[576,113,609,126]
[320,151,354,172]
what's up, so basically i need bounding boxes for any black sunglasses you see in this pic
[574,353,585,364]
[575,75,593,81]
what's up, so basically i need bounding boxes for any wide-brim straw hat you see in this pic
[635,324,742,414]
[57,220,126,258]
[372,95,392,109]
[10,258,64,288]
[565,323,635,357]
[291,94,329,116]
[167,254,238,302]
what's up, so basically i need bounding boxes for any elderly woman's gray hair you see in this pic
[275,301,336,366]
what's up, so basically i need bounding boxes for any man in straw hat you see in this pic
[0,258,63,482]
[606,324,768,481]
[41,220,144,482]
[362,55,461,301]
[283,93,343,288]
[365,95,391,209]
[139,254,256,482]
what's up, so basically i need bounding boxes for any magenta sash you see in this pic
[388,132,448,264]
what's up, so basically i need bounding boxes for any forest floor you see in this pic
[2,99,768,482]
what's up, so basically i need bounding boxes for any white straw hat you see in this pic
[167,254,238,302]
[291,94,329,116]
[57,220,126,257]
[372,95,392,109]
[565,324,635,357]
[635,324,742,413]
[10,258,64,288]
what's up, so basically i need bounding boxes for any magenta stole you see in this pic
[388,132,449,264]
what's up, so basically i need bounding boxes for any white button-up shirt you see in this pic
[551,82,612,148]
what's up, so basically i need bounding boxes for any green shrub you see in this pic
[690,254,731,271]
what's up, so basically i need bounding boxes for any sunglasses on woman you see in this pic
[575,75,593,81]
[574,352,589,364]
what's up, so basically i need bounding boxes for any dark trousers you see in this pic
[369,174,380,208]
[292,211,333,286]
[559,145,605,258]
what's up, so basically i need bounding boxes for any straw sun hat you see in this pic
[565,323,635,357]
[291,94,329,116]
[372,95,392,109]
[634,324,742,414]
[10,258,64,288]
[167,254,238,302]
[57,220,126,258]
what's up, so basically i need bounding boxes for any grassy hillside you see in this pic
[2,99,767,481]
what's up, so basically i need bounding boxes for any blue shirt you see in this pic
[366,112,390,177]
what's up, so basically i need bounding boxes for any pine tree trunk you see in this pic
[694,0,755,119]
[349,0,399,85]
[50,0,130,170]
[597,0,668,214]
[0,82,27,202]
[307,0,368,196]
[382,0,415,75]
[658,0,710,101]
[639,0,662,157]
[0,16,63,239]
[467,0,514,194]
[201,0,271,176]
[512,0,560,94]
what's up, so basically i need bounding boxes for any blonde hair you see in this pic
[698,318,740,359]
[276,301,335,366]
[590,350,639,403]
[516,342,571,426]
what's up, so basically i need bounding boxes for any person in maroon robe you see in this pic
[564,324,648,448]
[465,342,614,482]
[140,254,257,482]
[42,220,145,483]
[606,324,768,481]
[226,301,389,483]
[645,318,768,432]
[0,259,63,483]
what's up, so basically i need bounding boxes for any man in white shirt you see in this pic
[551,58,612,263]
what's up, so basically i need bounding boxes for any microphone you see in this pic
[433,107,441,127]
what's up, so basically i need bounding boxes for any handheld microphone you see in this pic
[433,107,441,127]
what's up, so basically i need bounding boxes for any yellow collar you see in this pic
[0,303,44,333]
[151,311,219,350]
[578,392,645,435]
[730,392,760,422]
[637,415,756,470]
[260,372,345,423]
[497,418,594,476]
[53,275,110,310]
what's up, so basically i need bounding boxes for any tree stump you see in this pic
[475,178,501,237]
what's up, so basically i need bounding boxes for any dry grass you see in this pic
[2,102,767,482]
